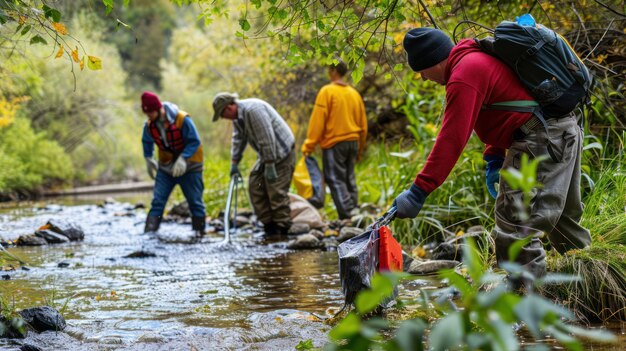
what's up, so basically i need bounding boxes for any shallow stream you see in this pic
[0,197,623,350]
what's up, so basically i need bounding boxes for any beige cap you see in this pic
[212,92,239,122]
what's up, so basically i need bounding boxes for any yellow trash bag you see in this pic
[293,157,314,199]
[292,156,325,208]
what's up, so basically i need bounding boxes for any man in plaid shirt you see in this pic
[213,92,295,236]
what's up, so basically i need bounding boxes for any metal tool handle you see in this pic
[367,206,397,231]
[222,175,239,244]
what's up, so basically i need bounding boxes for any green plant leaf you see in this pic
[329,312,361,341]
[391,318,426,351]
[295,338,314,350]
[428,314,463,351]
[565,324,617,343]
[583,142,602,151]
[20,25,31,36]
[508,236,533,262]
[355,274,394,314]
[239,18,251,31]
[29,35,47,45]
[43,5,61,22]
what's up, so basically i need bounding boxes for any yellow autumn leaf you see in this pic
[456,230,465,237]
[52,22,68,35]
[55,44,63,59]
[71,46,79,63]
[87,55,102,70]
[19,16,26,25]
[412,246,426,258]
[79,57,84,71]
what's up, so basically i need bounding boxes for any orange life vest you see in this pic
[147,110,203,165]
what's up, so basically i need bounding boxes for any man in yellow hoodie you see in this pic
[302,61,368,219]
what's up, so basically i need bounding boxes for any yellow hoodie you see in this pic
[302,82,367,155]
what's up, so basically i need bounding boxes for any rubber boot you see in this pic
[192,216,206,238]
[144,216,161,233]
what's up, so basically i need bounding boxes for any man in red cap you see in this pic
[141,91,206,236]
[392,28,590,290]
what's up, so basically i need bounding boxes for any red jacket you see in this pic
[414,39,534,193]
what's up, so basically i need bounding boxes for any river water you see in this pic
[0,197,623,350]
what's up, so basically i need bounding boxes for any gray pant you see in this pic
[323,140,359,219]
[492,115,591,278]
[249,149,295,228]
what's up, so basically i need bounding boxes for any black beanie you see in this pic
[403,28,454,72]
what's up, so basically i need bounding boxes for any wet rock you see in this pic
[209,219,224,232]
[286,234,322,250]
[288,223,310,235]
[57,261,70,268]
[16,235,48,246]
[34,230,69,244]
[234,215,251,227]
[124,250,157,258]
[431,242,459,261]
[45,220,85,241]
[308,229,324,240]
[337,227,362,243]
[0,315,26,338]
[168,201,190,218]
[104,197,116,205]
[20,344,43,351]
[134,202,145,209]
[19,306,66,332]
[2,274,10,280]
[407,260,460,275]
[322,238,339,251]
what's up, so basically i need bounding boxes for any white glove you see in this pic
[145,157,158,179]
[172,156,187,177]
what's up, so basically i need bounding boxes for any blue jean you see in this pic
[148,170,205,217]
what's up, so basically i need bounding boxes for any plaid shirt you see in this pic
[231,98,295,164]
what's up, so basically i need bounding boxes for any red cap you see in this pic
[141,91,162,113]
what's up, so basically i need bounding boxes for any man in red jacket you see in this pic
[393,28,591,286]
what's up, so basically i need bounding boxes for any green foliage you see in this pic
[295,339,314,351]
[0,10,145,189]
[0,117,74,192]
[325,239,617,350]
[0,296,24,338]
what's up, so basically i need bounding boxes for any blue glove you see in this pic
[392,184,428,219]
[230,163,240,177]
[484,154,504,199]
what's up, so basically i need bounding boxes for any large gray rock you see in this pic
[337,227,362,243]
[16,235,47,246]
[19,306,66,332]
[46,220,85,241]
[34,230,69,244]
[308,229,324,240]
[288,223,310,235]
[286,234,322,250]
[407,260,460,275]
[431,242,459,261]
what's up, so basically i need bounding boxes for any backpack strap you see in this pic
[484,100,561,163]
